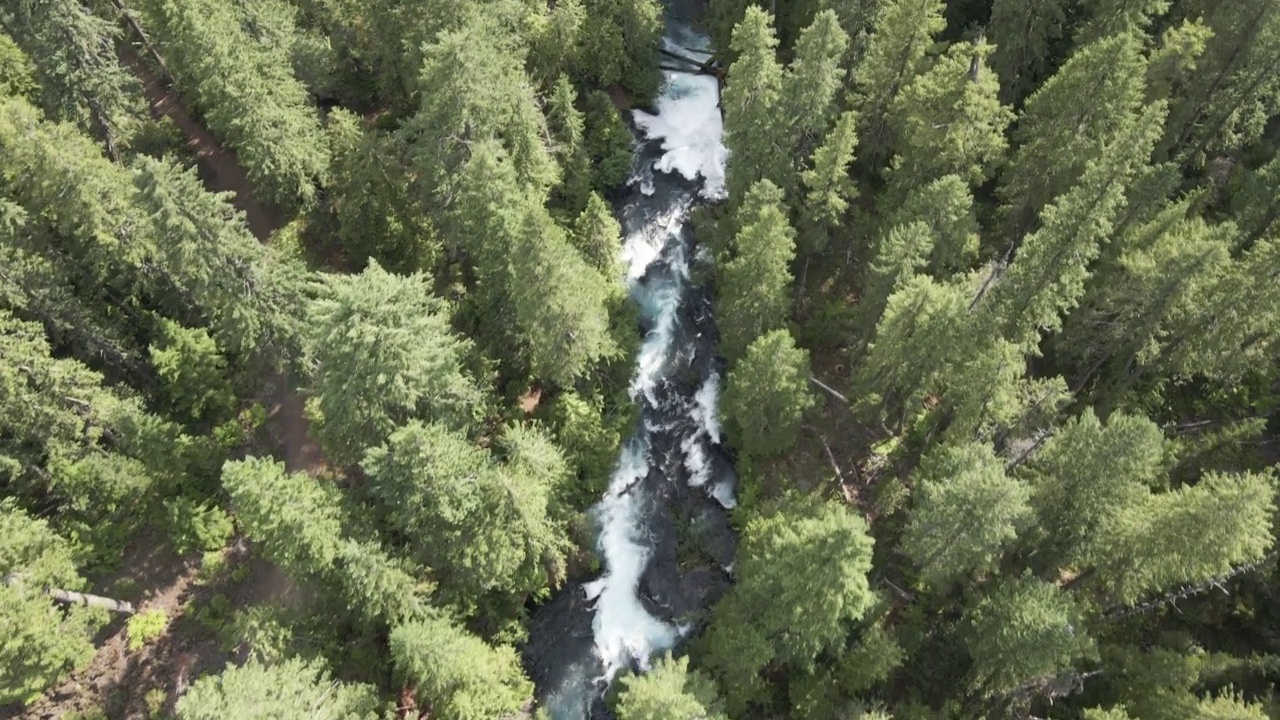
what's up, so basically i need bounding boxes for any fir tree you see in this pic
[721,8,787,201]
[390,615,533,720]
[304,261,480,464]
[616,654,727,720]
[999,32,1151,236]
[176,658,382,720]
[139,0,330,212]
[987,0,1071,103]
[722,330,816,459]
[700,497,875,714]
[0,503,102,706]
[0,0,145,157]
[888,40,1014,193]
[962,574,1097,697]
[849,0,945,163]
[903,442,1032,587]
[717,180,796,362]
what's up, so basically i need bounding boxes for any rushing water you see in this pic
[523,7,736,719]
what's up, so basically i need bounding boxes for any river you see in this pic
[522,4,737,718]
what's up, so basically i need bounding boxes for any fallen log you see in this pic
[3,573,136,614]
[809,376,850,404]
[657,47,720,77]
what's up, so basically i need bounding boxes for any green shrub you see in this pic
[165,498,234,555]
[127,610,169,651]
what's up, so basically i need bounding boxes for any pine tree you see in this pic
[854,221,936,341]
[221,457,344,578]
[508,204,617,385]
[1196,693,1271,720]
[0,97,163,375]
[361,422,569,610]
[998,33,1149,237]
[799,109,859,255]
[848,0,945,163]
[781,10,849,156]
[324,108,439,273]
[700,497,875,714]
[149,320,234,423]
[527,0,584,88]
[717,180,796,362]
[304,261,480,464]
[722,330,816,459]
[884,175,980,276]
[390,615,533,720]
[1160,0,1280,166]
[721,8,787,202]
[1058,212,1232,395]
[138,0,329,212]
[176,658,382,720]
[1024,409,1169,570]
[132,156,309,367]
[584,90,636,194]
[1095,471,1274,605]
[578,0,663,99]
[1231,156,1280,250]
[988,0,1071,103]
[962,574,1096,697]
[852,274,968,431]
[405,17,558,209]
[0,310,189,553]
[0,31,36,101]
[1076,0,1171,44]
[0,0,144,158]
[903,442,1032,587]
[1151,233,1280,383]
[334,539,432,627]
[1145,19,1214,104]
[0,503,102,706]
[616,654,727,720]
[990,103,1167,353]
[888,40,1014,193]
[572,192,624,277]
[547,76,594,215]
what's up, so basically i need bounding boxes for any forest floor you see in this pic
[13,48,318,720]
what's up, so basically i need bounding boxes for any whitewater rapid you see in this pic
[525,16,734,718]
[585,37,731,684]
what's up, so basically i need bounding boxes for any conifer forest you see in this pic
[4,0,1280,718]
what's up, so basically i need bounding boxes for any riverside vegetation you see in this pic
[1,0,1279,719]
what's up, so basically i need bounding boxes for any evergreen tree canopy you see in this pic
[903,442,1032,587]
[701,497,875,713]
[304,261,480,463]
[717,180,797,362]
[722,329,816,459]
[176,658,382,720]
[0,502,101,706]
[616,654,727,720]
[390,614,533,720]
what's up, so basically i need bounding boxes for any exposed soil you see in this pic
[15,43,325,720]
[119,46,281,241]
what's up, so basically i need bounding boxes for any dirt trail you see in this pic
[120,48,279,241]
[121,46,325,476]
[16,46,330,720]
[20,543,202,720]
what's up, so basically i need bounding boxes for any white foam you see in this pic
[620,205,684,280]
[589,440,680,681]
[632,70,728,199]
[692,372,722,445]
[711,480,738,509]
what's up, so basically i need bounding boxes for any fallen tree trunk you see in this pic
[657,47,720,77]
[3,574,136,614]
